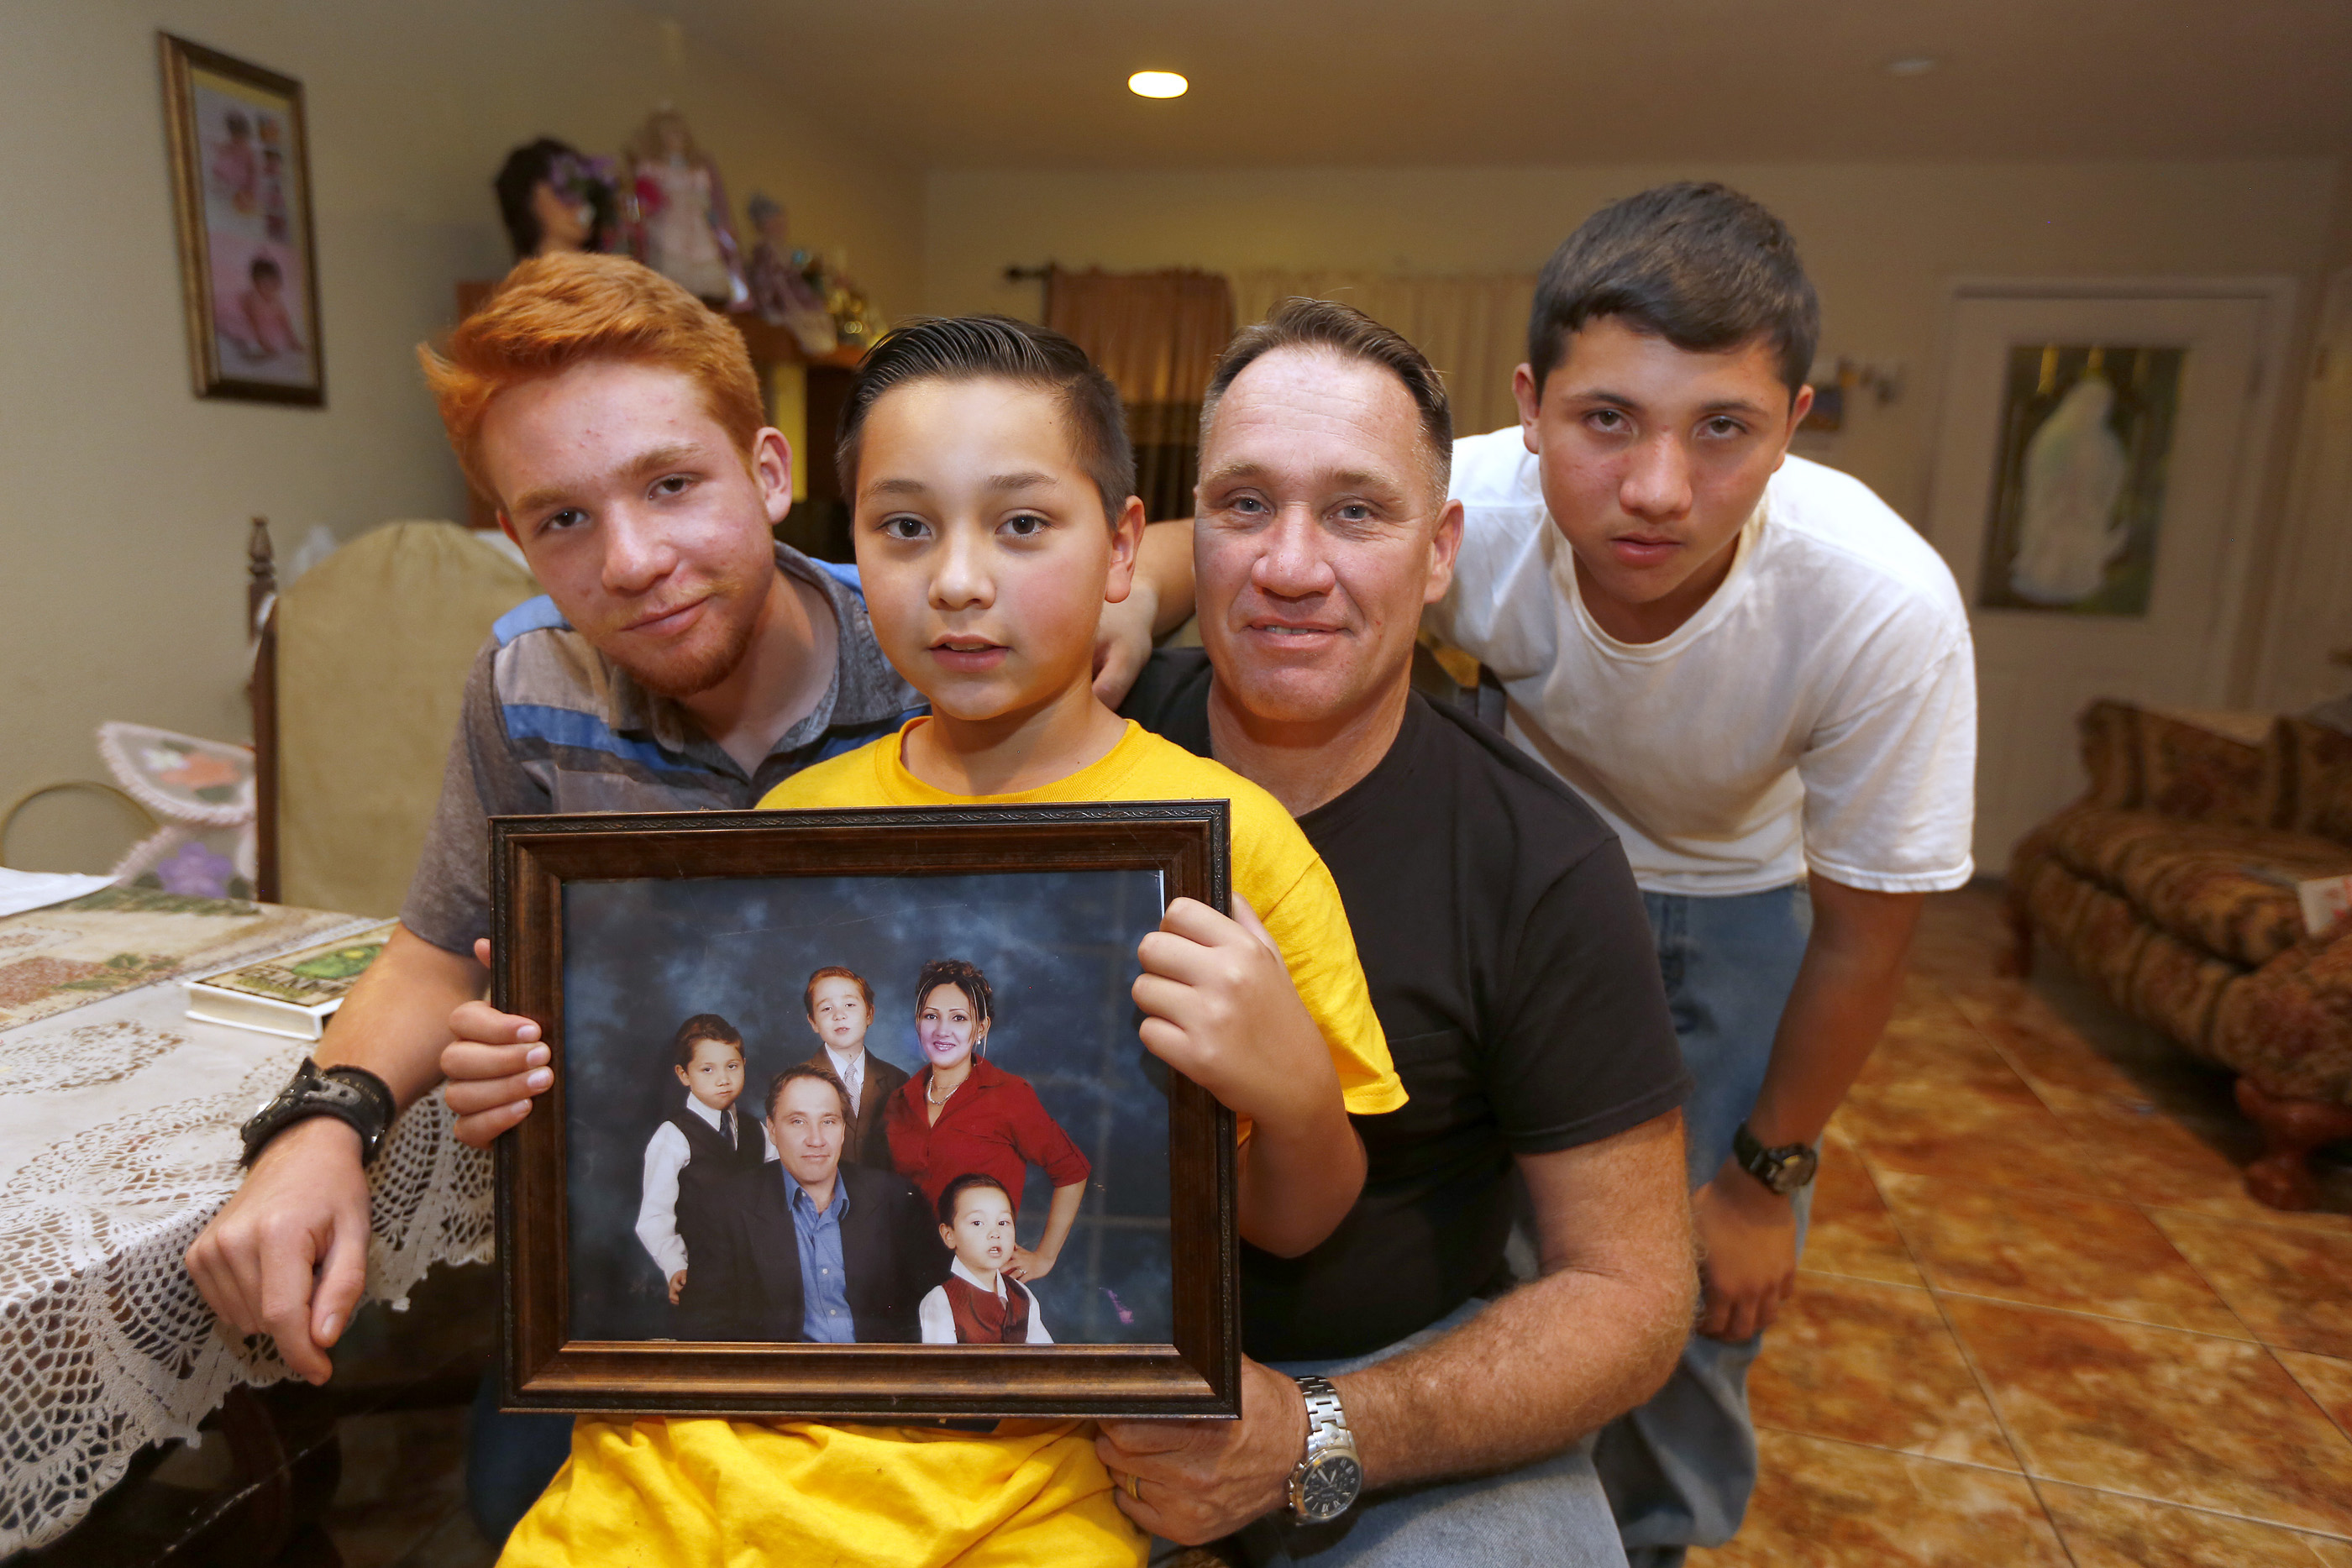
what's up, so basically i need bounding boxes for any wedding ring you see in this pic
[1127,1472,1144,1502]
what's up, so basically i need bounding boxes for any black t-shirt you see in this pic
[1121,649,1691,1361]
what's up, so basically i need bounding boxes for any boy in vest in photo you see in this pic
[485,314,1399,1567]
[1433,184,1976,1563]
[918,1172,1052,1345]
[633,1014,769,1322]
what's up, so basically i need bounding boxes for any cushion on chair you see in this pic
[2035,807,2352,970]
[276,522,538,917]
[2282,718,2352,847]
[2017,851,2239,1057]
[2132,708,2286,829]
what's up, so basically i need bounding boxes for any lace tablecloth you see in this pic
[0,912,495,1553]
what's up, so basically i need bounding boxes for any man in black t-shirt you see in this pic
[1099,300,1693,1565]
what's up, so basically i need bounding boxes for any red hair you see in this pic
[417,253,764,500]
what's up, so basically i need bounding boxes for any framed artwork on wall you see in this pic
[159,34,324,406]
[490,805,1239,1419]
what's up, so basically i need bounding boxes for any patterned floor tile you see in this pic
[1873,1172,2248,1336]
[1948,986,2145,1099]
[1750,1275,2016,1470]
[1691,1431,2066,1567]
[2150,1210,2352,1357]
[2032,1086,2352,1237]
[1941,1296,2352,1534]
[1838,1072,2122,1199]
[2274,1350,2352,1440]
[1803,1134,1922,1287]
[2038,1482,2349,1567]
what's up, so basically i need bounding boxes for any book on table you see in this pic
[182,920,399,1040]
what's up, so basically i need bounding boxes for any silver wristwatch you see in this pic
[1287,1375,1362,1524]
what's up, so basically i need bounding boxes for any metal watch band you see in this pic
[1288,1373,1363,1524]
[1298,1374,1348,1447]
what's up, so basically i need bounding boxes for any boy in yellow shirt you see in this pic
[497,315,1401,1567]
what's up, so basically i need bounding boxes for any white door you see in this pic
[1924,286,2286,871]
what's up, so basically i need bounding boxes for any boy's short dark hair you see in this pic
[937,1171,1014,1228]
[835,315,1136,525]
[765,1062,853,1122]
[671,1013,743,1069]
[1526,182,1819,401]
[250,256,282,284]
[803,965,874,1019]
[1200,296,1454,501]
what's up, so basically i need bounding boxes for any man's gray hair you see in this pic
[1199,297,1453,501]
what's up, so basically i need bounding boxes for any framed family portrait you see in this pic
[491,805,1239,1420]
[159,34,324,405]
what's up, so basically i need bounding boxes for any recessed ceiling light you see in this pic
[1887,55,1940,76]
[1128,71,1188,99]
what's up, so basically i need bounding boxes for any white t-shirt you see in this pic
[1432,429,1977,897]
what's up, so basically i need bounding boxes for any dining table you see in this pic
[0,884,493,1555]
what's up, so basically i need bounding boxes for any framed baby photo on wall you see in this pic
[490,804,1239,1420]
[159,34,325,405]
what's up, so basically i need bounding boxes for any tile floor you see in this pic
[1693,884,2352,1568]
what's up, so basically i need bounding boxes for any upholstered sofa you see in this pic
[2008,700,2352,1209]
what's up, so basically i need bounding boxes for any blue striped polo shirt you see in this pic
[400,543,922,955]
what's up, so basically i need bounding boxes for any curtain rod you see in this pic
[1004,265,1052,282]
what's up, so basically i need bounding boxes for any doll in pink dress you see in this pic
[624,109,746,308]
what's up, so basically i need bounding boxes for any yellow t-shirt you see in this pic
[769,718,1399,1120]
[500,720,1399,1568]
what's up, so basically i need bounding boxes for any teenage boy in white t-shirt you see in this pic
[1430,181,1976,1565]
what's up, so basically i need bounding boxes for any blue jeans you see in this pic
[1194,1298,1627,1567]
[466,1371,575,1547]
[1592,883,1814,1568]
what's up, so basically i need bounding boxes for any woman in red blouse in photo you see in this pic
[883,959,1091,1284]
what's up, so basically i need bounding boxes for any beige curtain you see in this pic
[1046,269,1236,521]
[1228,271,1537,442]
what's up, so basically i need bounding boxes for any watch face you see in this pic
[1779,1148,1820,1193]
[1297,1454,1362,1523]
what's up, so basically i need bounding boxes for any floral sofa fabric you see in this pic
[2010,701,2352,1118]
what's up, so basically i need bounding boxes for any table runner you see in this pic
[0,917,494,1552]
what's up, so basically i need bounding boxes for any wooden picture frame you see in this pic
[159,34,325,406]
[491,805,1238,1420]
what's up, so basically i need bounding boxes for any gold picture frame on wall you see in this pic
[159,34,325,406]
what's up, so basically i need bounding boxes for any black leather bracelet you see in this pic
[239,1058,396,1168]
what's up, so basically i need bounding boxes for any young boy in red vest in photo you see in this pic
[918,1172,1051,1345]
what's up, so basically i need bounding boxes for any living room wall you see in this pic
[0,0,923,873]
[924,158,2338,540]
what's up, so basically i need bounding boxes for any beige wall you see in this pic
[0,0,921,873]
[928,160,2337,523]
[929,158,2345,709]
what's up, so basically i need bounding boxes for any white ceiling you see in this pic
[664,0,2352,170]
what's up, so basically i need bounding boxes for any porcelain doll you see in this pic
[625,109,746,308]
[743,193,837,355]
[493,138,626,261]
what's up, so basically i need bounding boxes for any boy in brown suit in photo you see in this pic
[799,966,907,1169]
